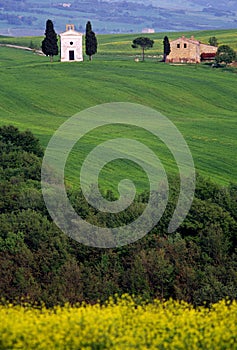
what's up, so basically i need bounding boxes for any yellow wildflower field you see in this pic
[0,295,236,349]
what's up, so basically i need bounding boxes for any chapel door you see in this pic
[69,50,75,60]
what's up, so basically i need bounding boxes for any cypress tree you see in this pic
[42,19,58,62]
[163,36,171,62]
[85,21,97,61]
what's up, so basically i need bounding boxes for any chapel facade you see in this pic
[60,24,83,62]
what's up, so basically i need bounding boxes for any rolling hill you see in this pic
[0,29,237,192]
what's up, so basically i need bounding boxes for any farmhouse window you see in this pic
[177,43,180,48]
[184,43,187,48]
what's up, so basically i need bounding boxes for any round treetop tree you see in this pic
[215,45,236,65]
[208,36,218,47]
[132,37,154,62]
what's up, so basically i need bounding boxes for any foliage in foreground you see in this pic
[0,296,236,349]
[0,125,237,307]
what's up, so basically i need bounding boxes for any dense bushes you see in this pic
[0,125,237,306]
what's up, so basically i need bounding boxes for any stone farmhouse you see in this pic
[166,35,217,63]
[60,24,83,62]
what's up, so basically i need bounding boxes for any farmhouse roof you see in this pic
[170,35,200,45]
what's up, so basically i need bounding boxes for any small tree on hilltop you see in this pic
[42,19,58,63]
[132,37,154,61]
[215,45,236,65]
[85,21,97,61]
[163,36,171,62]
[208,36,218,47]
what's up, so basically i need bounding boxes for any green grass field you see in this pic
[1,28,237,55]
[0,29,237,191]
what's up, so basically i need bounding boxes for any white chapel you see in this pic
[60,24,83,62]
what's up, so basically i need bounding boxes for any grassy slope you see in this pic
[0,29,237,190]
[98,29,237,56]
[1,28,237,53]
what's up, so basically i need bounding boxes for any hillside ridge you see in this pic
[0,0,237,36]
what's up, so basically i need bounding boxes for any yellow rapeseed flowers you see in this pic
[0,295,236,349]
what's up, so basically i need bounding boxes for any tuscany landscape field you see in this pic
[0,30,237,349]
[0,29,237,189]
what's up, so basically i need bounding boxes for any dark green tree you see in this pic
[215,45,236,65]
[163,36,171,62]
[86,20,92,34]
[1,124,237,307]
[42,19,58,62]
[208,36,218,47]
[0,125,43,157]
[131,37,154,61]
[85,21,97,61]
